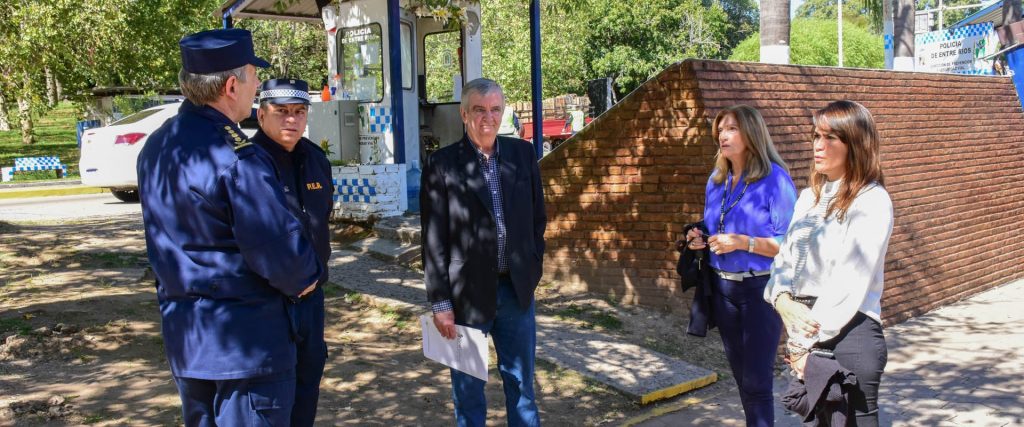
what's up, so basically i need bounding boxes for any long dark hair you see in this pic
[810,100,885,221]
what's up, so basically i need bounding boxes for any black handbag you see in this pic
[675,221,716,336]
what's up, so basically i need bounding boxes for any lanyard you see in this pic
[718,174,749,234]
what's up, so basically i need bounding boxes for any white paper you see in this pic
[420,314,489,381]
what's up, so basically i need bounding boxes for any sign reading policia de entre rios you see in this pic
[915,22,999,75]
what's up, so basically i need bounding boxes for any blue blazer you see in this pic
[421,136,547,326]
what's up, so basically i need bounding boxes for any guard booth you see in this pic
[219,0,483,219]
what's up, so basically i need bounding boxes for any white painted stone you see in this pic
[760,45,790,64]
[893,56,915,72]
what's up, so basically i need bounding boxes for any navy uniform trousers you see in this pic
[253,131,334,426]
[712,274,783,427]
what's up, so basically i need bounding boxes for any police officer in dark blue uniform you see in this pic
[251,78,334,427]
[137,28,322,426]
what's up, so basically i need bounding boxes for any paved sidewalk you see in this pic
[326,248,718,404]
[634,278,1024,426]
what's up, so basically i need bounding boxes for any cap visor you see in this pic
[266,98,311,105]
[252,56,272,68]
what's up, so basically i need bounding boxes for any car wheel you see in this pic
[111,188,140,203]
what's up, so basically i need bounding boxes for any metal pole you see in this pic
[529,0,543,159]
[838,0,844,67]
[223,14,233,28]
[387,0,405,164]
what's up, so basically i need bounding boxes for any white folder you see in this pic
[420,314,489,381]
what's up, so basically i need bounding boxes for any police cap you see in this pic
[259,79,311,105]
[179,28,271,74]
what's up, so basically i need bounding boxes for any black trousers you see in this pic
[816,312,887,427]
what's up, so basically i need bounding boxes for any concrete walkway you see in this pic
[633,278,1024,426]
[326,248,718,404]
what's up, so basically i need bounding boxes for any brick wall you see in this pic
[540,59,1024,325]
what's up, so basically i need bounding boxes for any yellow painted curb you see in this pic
[639,371,718,405]
[621,378,728,427]
[0,186,108,199]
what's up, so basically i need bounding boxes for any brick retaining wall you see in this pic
[540,59,1024,325]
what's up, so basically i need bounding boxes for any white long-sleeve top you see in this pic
[764,180,894,344]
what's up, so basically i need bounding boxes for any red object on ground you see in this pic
[519,117,594,141]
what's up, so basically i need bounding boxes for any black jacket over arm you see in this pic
[421,135,547,325]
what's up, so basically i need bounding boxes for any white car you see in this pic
[80,101,259,202]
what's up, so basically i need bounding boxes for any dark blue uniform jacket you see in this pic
[251,131,334,285]
[137,100,322,380]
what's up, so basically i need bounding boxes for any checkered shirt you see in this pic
[430,141,509,314]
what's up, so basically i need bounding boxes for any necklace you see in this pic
[718,173,749,234]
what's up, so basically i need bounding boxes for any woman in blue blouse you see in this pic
[686,105,797,426]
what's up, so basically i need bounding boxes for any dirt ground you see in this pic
[0,216,731,426]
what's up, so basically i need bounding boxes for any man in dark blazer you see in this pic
[421,78,547,426]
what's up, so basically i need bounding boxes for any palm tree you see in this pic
[760,0,791,64]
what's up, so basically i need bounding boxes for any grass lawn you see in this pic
[0,102,82,183]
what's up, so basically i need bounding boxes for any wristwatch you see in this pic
[747,236,755,252]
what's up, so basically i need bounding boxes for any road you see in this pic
[0,193,141,222]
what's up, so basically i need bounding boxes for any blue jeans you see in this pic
[712,274,782,427]
[451,277,540,427]
[173,369,295,427]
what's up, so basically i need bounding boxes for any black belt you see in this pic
[498,272,511,279]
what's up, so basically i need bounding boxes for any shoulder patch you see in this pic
[219,125,253,151]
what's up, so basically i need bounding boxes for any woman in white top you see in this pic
[765,100,893,427]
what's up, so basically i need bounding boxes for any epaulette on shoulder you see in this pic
[220,125,253,152]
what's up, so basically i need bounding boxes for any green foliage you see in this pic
[481,0,590,102]
[583,0,732,97]
[0,102,80,179]
[424,31,463,103]
[238,20,328,84]
[730,19,884,68]
[796,0,878,33]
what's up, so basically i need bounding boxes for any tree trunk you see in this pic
[892,0,915,71]
[18,73,35,145]
[759,0,791,64]
[45,67,57,107]
[1002,0,1022,27]
[0,89,10,132]
[55,74,63,101]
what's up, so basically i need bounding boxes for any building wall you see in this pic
[540,59,1024,325]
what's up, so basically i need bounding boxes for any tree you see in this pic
[238,20,328,84]
[760,0,791,63]
[730,19,884,68]
[797,0,876,32]
[480,0,590,102]
[582,0,732,97]
[0,0,222,143]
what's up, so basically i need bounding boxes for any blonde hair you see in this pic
[711,105,787,184]
[810,100,885,222]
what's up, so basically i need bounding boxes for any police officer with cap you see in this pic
[251,78,333,426]
[137,28,322,425]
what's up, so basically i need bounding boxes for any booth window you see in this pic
[423,31,462,104]
[338,23,384,103]
[401,23,413,90]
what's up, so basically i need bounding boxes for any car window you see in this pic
[111,108,162,126]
